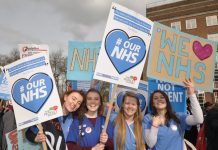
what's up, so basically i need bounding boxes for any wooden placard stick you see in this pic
[36,124,47,150]
[102,84,118,132]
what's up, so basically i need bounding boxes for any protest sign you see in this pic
[147,22,216,92]
[94,3,153,89]
[67,41,101,80]
[71,80,92,92]
[19,44,49,58]
[5,129,18,150]
[4,53,62,130]
[17,129,41,150]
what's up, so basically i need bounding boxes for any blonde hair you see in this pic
[114,92,145,150]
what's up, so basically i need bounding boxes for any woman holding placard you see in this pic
[144,79,203,150]
[66,88,114,150]
[26,90,85,150]
[110,91,146,150]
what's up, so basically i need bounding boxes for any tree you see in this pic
[49,50,67,95]
[0,49,20,66]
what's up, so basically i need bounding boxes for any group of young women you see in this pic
[25,79,203,150]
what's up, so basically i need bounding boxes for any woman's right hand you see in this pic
[152,116,164,127]
[91,143,105,150]
[34,131,46,143]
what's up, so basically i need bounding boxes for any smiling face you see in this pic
[123,96,138,119]
[152,92,167,111]
[86,91,101,113]
[64,92,84,113]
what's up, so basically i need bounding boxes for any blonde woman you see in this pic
[113,91,146,150]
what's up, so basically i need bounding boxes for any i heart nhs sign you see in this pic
[105,29,146,74]
[12,73,53,113]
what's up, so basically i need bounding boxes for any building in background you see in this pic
[146,0,218,106]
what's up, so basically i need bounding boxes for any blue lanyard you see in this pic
[58,114,73,140]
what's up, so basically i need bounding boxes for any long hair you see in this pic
[78,88,104,120]
[149,90,180,125]
[115,91,145,150]
[61,90,85,117]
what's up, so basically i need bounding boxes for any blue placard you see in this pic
[67,41,101,81]
[148,78,186,113]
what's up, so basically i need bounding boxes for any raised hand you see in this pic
[183,78,195,95]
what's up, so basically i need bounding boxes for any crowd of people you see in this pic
[0,79,218,150]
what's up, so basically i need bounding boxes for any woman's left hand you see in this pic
[183,78,195,95]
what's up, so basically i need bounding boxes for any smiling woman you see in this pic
[113,91,146,150]
[143,79,203,150]
[25,90,85,150]
[66,88,114,150]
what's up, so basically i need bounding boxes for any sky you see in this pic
[0,0,177,56]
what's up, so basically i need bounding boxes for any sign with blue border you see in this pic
[94,3,153,89]
[4,53,63,130]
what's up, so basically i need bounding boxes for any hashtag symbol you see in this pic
[20,85,24,93]
[116,38,122,46]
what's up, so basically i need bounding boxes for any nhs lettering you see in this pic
[70,48,97,72]
[21,79,47,104]
[147,22,215,92]
[12,73,53,113]
[67,41,101,81]
[105,29,146,74]
[157,29,206,84]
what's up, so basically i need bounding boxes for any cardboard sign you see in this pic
[147,22,216,92]
[4,53,62,130]
[94,3,153,88]
[67,41,101,80]
[148,78,186,113]
[19,44,49,58]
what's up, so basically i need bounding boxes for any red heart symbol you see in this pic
[192,41,213,61]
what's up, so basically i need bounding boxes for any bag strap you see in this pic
[77,118,83,145]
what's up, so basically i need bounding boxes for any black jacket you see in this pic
[26,118,67,150]
[205,106,218,150]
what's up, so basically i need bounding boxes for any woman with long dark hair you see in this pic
[66,88,113,150]
[144,79,203,150]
